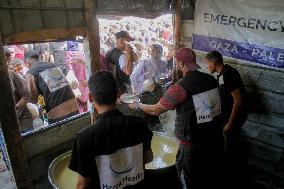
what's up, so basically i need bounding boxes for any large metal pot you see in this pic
[48,132,181,189]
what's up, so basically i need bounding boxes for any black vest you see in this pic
[27,62,75,113]
[175,71,223,143]
[106,48,130,93]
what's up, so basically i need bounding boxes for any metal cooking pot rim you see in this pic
[48,151,71,189]
[120,93,140,103]
[48,132,179,188]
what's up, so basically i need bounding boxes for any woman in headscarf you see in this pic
[130,43,168,94]
[67,51,89,113]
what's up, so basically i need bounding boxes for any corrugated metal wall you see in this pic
[0,0,85,38]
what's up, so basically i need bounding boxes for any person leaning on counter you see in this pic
[129,48,225,189]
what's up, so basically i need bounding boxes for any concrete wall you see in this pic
[181,19,284,187]
[181,20,194,48]
[23,115,91,189]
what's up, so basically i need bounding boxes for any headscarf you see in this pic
[151,43,163,59]
[146,43,167,78]
[66,51,85,64]
[130,43,168,94]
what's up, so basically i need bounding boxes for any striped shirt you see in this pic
[160,84,187,110]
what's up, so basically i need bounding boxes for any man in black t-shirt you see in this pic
[106,31,136,93]
[69,71,153,189]
[205,50,248,187]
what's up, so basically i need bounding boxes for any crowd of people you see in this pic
[99,16,173,57]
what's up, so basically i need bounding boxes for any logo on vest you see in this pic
[96,143,144,189]
[193,88,221,124]
[40,67,69,93]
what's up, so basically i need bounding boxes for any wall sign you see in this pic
[192,0,284,68]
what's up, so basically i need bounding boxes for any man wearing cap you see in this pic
[106,30,135,93]
[129,48,224,188]
[24,51,79,124]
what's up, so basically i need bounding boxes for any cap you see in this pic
[115,30,134,41]
[176,48,200,71]
[15,53,24,60]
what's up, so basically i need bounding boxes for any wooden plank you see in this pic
[4,26,87,44]
[0,33,33,189]
[38,0,47,29]
[172,0,182,82]
[0,5,83,11]
[62,0,70,27]
[174,0,182,49]
[6,0,17,34]
[84,0,100,73]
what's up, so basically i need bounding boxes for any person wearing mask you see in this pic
[69,71,153,189]
[106,31,135,93]
[4,47,33,133]
[204,50,248,187]
[130,43,168,94]
[129,48,224,189]
[24,50,79,124]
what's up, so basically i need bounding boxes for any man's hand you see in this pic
[71,81,79,89]
[128,101,139,110]
[224,123,233,133]
[16,102,25,109]
[125,44,133,56]
[116,97,122,105]
[81,80,88,87]
[76,175,90,189]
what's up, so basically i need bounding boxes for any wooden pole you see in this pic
[0,33,33,189]
[174,0,182,50]
[84,0,100,73]
[173,0,182,82]
[4,26,87,45]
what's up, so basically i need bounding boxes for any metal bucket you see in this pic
[48,132,181,189]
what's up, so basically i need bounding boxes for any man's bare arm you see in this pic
[129,102,168,116]
[122,46,133,75]
[139,102,168,116]
[76,175,90,189]
[25,73,39,103]
[144,149,153,164]
[225,89,242,132]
